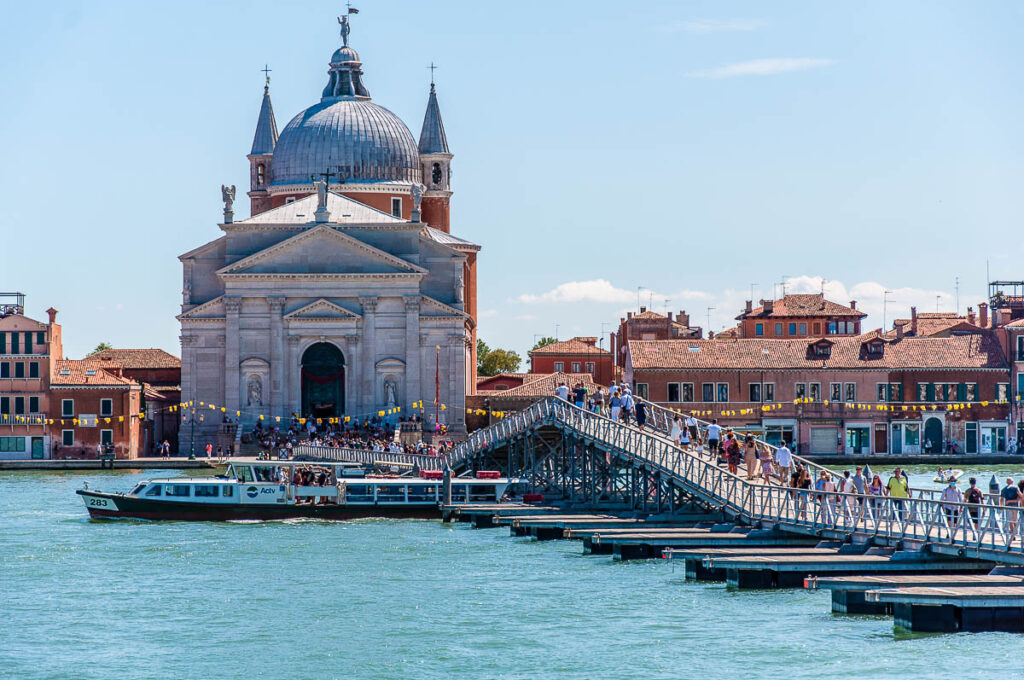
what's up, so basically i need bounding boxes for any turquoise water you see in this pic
[4,468,1024,680]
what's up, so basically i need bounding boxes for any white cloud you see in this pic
[479,309,499,318]
[687,58,835,79]
[661,18,767,34]
[514,314,537,321]
[516,279,709,305]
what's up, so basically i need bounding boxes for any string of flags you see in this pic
[167,398,453,427]
[683,397,1014,419]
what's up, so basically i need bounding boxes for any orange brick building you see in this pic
[735,294,866,339]
[529,337,614,386]
[50,360,142,459]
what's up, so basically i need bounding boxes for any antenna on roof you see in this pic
[706,307,715,336]
[883,289,893,330]
[820,278,828,295]
[936,295,941,313]
[954,276,960,315]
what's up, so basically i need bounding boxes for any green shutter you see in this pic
[0,332,5,354]
[957,384,966,401]
[926,384,935,402]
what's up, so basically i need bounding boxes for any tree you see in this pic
[477,339,521,376]
[531,336,558,351]
[93,342,113,353]
[480,349,522,377]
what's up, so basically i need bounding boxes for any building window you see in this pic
[830,383,841,401]
[888,383,903,402]
[635,383,649,399]
[10,333,19,354]
[29,362,38,378]
[553,362,564,372]
[845,383,856,402]
[101,430,113,446]
[749,383,762,402]
[702,383,714,402]
[965,383,977,401]
[1018,374,1024,398]
[14,397,25,414]
[788,323,797,336]
[799,323,807,335]
[29,397,38,413]
[775,323,783,336]
[667,383,680,402]
[100,399,113,417]
[0,437,26,452]
[62,399,74,417]
[827,321,838,335]
[813,322,821,335]
[809,383,821,401]
[585,362,595,373]
[256,163,265,187]
[795,383,806,399]
[755,323,764,336]
[0,397,8,414]
[1017,336,1024,361]
[716,383,729,402]
[285,197,296,204]
[917,383,929,401]
[763,383,775,402]
[997,383,1009,401]
[391,197,402,218]
[0,332,5,354]
[571,362,581,373]
[14,362,24,378]
[0,362,8,378]
[62,430,74,446]
[877,383,887,401]
[681,383,694,402]
[36,331,44,345]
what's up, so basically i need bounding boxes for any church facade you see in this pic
[178,16,477,450]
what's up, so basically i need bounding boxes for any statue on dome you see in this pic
[338,15,351,47]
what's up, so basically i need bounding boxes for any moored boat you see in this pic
[77,458,521,521]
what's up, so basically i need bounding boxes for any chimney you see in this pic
[627,311,633,320]
[910,307,918,336]
[994,307,1003,328]
[639,306,647,314]
[745,300,753,313]
[46,307,58,324]
[979,302,988,328]
[764,299,774,314]
[849,300,857,310]
[896,322,905,340]
[666,311,673,322]
[967,307,976,326]
[679,311,689,327]
[708,330,715,340]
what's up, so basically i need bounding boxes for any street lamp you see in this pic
[184,407,203,460]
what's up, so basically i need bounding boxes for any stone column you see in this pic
[224,297,242,413]
[287,335,300,416]
[268,297,286,418]
[404,296,421,411]
[359,296,378,413]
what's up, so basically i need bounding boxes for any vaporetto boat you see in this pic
[76,458,520,521]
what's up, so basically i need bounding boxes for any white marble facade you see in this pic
[178,192,474,450]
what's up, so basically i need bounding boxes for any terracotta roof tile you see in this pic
[87,348,181,369]
[738,294,866,320]
[629,333,1006,371]
[529,336,609,356]
[497,372,601,397]
[51,360,138,387]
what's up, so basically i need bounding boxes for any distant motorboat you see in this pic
[933,469,964,483]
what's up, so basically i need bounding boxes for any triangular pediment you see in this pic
[284,299,361,321]
[420,296,466,318]
[177,296,225,320]
[217,224,427,277]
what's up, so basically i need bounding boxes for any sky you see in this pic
[1,0,1022,363]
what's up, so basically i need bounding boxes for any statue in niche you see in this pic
[384,380,397,409]
[182,279,192,305]
[247,375,263,407]
[431,162,443,186]
[455,273,465,304]
[221,184,235,210]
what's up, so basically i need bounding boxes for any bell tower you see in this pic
[418,81,453,233]
[247,68,279,216]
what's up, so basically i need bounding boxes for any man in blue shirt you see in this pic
[1001,477,1021,534]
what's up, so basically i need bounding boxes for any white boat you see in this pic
[77,458,522,521]
[933,469,964,483]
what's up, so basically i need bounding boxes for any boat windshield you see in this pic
[129,483,147,496]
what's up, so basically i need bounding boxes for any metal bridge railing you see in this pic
[292,445,445,471]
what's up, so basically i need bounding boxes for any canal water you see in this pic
[3,466,1024,680]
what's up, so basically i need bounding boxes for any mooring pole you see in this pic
[443,464,452,507]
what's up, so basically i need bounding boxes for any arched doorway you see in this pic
[924,417,943,454]
[301,343,345,418]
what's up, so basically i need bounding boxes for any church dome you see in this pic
[331,46,360,63]
[270,99,421,186]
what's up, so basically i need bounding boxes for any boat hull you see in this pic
[76,490,442,521]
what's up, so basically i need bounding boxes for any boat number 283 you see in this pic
[88,498,109,508]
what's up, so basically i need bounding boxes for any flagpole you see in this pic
[435,344,441,429]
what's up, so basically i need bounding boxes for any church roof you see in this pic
[421,225,480,250]
[418,83,449,154]
[236,191,404,225]
[250,85,279,155]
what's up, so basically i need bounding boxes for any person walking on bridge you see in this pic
[774,441,793,487]
[706,420,722,457]
[1000,478,1020,534]
[743,435,758,481]
[885,467,909,521]
[940,478,963,530]
[634,398,647,432]
[724,432,741,475]
[670,415,683,446]
[964,477,983,530]
[685,414,698,446]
